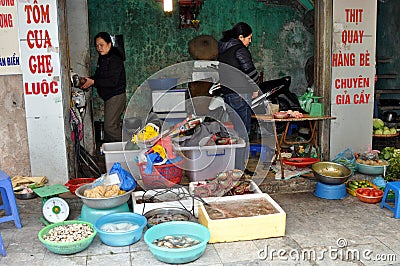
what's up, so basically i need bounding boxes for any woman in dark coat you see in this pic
[218,22,260,173]
[82,32,126,142]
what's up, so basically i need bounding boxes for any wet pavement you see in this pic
[0,174,399,266]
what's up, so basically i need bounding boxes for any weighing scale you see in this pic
[309,96,324,117]
[33,184,70,225]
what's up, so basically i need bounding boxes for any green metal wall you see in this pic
[87,0,314,119]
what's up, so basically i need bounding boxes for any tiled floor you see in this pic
[1,183,399,266]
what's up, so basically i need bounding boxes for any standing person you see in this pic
[81,32,126,142]
[218,22,260,174]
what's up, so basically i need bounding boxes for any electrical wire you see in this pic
[140,186,208,218]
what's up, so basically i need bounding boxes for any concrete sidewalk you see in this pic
[0,178,399,266]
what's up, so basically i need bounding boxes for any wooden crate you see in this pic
[198,193,286,243]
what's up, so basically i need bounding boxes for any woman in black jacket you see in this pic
[218,22,260,174]
[82,32,126,142]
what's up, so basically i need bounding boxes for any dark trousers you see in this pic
[104,93,126,142]
[223,93,252,170]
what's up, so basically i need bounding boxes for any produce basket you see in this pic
[137,158,184,189]
[373,133,399,138]
[372,134,399,150]
[346,180,377,196]
[38,220,96,255]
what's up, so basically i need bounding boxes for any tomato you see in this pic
[373,191,380,197]
[362,190,371,196]
[377,190,383,196]
[357,188,364,194]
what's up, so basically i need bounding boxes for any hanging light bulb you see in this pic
[164,0,173,12]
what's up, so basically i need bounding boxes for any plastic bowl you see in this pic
[147,78,178,90]
[273,112,289,119]
[283,157,320,168]
[38,220,96,255]
[94,212,147,246]
[65,178,97,194]
[144,221,210,264]
[356,188,383,204]
[75,183,134,209]
[356,162,388,175]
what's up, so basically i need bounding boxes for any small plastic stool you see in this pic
[380,181,400,218]
[0,233,6,256]
[287,123,299,135]
[249,144,273,163]
[0,171,22,228]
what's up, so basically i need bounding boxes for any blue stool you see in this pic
[249,144,273,163]
[287,123,299,135]
[0,233,5,256]
[0,171,22,228]
[380,181,400,219]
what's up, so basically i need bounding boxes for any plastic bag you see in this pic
[109,162,137,191]
[332,148,356,171]
[298,89,314,113]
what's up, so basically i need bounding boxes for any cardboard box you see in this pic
[197,193,286,243]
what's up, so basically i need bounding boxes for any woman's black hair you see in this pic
[94,31,126,60]
[94,32,112,45]
[221,22,253,41]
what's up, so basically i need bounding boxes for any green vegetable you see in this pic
[379,147,396,160]
[348,183,358,189]
[373,118,384,130]
[385,155,400,181]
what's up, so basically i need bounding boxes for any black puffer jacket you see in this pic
[218,38,259,91]
[91,47,126,101]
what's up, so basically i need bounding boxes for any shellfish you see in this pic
[42,223,94,243]
[152,235,200,248]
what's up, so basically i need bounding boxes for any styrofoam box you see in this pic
[132,181,262,217]
[132,188,196,215]
[173,139,246,182]
[151,89,186,112]
[188,180,262,195]
[198,193,286,243]
[101,142,141,177]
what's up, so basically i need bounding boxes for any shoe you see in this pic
[244,169,257,176]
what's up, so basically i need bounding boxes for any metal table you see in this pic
[254,114,336,179]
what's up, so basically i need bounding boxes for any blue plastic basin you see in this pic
[314,182,347,200]
[94,212,147,247]
[144,221,210,264]
[356,162,387,175]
